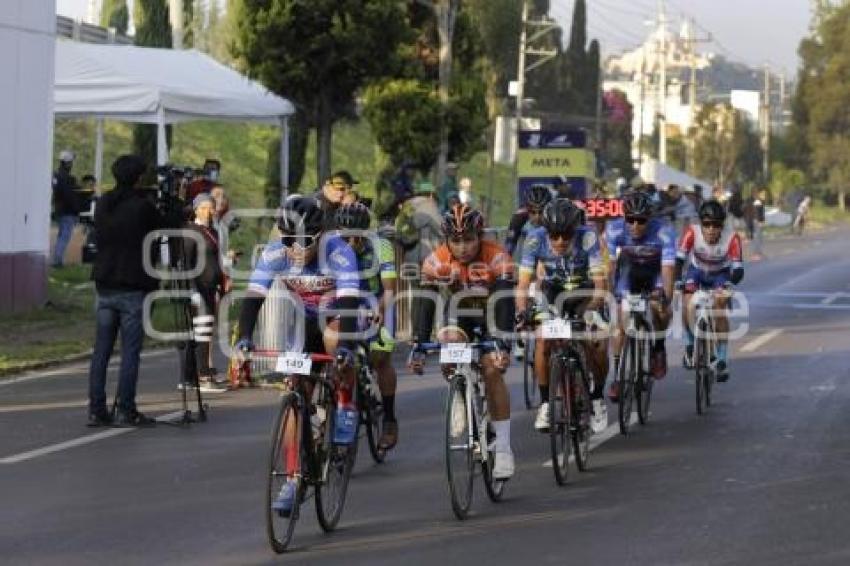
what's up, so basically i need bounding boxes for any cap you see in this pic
[59,150,75,162]
[331,170,359,186]
[193,192,215,210]
[459,177,472,190]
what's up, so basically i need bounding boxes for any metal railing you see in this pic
[56,16,133,45]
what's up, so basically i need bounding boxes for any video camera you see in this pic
[155,164,194,228]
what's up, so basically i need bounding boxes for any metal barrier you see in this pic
[56,16,133,45]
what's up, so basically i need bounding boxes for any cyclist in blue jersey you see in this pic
[606,191,676,400]
[515,198,610,434]
[235,195,362,515]
[504,184,554,254]
[332,203,401,452]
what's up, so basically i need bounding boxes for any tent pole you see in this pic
[156,108,168,166]
[280,116,290,204]
[94,117,104,190]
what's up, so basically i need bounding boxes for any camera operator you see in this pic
[182,193,231,392]
[87,155,163,428]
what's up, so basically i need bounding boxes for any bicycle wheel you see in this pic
[618,337,636,435]
[570,359,592,472]
[266,392,304,554]
[523,337,538,409]
[704,320,716,408]
[446,374,475,519]
[481,419,506,502]
[549,354,571,486]
[695,320,707,415]
[636,337,653,426]
[315,383,354,533]
[360,368,386,463]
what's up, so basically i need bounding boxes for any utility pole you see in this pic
[512,0,557,205]
[657,0,668,164]
[637,45,647,174]
[685,18,711,175]
[762,65,771,182]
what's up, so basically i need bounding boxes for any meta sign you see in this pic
[517,129,597,205]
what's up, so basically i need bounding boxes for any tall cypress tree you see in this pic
[100,0,129,35]
[133,0,173,173]
[566,0,586,58]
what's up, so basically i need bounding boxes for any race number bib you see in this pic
[276,352,313,375]
[542,318,572,339]
[625,297,646,313]
[440,343,473,364]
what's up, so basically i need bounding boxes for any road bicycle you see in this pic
[410,332,506,520]
[617,292,656,435]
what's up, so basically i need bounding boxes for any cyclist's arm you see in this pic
[237,243,284,339]
[516,231,541,315]
[504,209,529,254]
[729,233,744,285]
[488,247,517,341]
[412,252,443,343]
[329,239,362,348]
[661,224,678,300]
[675,225,695,281]
[377,237,398,329]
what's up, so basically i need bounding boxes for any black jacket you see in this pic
[52,169,80,216]
[92,186,162,292]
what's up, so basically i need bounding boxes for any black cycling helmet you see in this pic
[442,203,485,237]
[541,198,584,234]
[699,199,727,223]
[526,185,553,210]
[333,202,371,231]
[277,194,325,236]
[622,190,654,218]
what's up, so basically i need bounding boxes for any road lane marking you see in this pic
[739,329,783,353]
[0,349,172,387]
[0,410,184,465]
[821,293,842,305]
[542,413,638,467]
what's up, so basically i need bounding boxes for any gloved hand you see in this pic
[514,311,529,331]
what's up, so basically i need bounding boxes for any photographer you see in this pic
[87,155,162,428]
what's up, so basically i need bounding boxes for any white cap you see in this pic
[59,149,75,162]
[459,177,472,190]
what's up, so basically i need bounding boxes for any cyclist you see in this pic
[504,184,554,255]
[606,191,677,401]
[332,202,401,452]
[235,195,361,515]
[515,198,610,434]
[676,200,744,382]
[409,204,517,480]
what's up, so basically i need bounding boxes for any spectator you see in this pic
[751,188,767,261]
[438,162,459,212]
[395,181,442,268]
[184,193,230,393]
[52,149,81,267]
[390,162,417,211]
[88,155,162,428]
[316,170,356,217]
[727,185,746,234]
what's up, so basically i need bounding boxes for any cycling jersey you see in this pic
[422,239,514,291]
[676,224,743,274]
[247,235,360,317]
[606,217,676,297]
[520,226,603,283]
[353,236,397,296]
[505,208,537,254]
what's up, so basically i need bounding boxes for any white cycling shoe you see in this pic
[534,402,550,432]
[591,399,608,434]
[493,448,515,480]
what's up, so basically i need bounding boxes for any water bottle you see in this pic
[333,385,358,445]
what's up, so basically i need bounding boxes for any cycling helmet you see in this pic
[333,202,371,231]
[622,190,654,218]
[699,199,727,223]
[526,185,554,210]
[277,194,325,235]
[442,203,485,237]
[541,198,584,233]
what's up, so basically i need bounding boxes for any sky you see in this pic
[57,0,812,76]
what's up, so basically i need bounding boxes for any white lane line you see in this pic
[0,410,184,465]
[542,413,638,467]
[820,293,842,305]
[739,329,783,353]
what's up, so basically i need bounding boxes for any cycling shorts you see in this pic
[683,265,730,294]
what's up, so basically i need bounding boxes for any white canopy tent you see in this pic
[53,40,295,194]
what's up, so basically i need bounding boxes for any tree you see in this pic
[601,90,635,179]
[100,0,129,35]
[233,0,409,186]
[692,102,762,186]
[133,0,173,171]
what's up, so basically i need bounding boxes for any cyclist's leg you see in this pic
[323,318,356,391]
[369,348,400,449]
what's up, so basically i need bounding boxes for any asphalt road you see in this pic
[2,228,850,565]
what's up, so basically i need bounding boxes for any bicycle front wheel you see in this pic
[695,320,707,415]
[481,419,506,503]
[446,374,475,519]
[636,338,653,425]
[618,337,636,435]
[266,392,304,554]
[549,355,571,486]
[570,360,592,472]
[360,370,386,463]
[315,386,355,532]
[523,337,538,409]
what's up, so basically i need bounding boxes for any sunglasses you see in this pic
[625,216,648,226]
[701,221,723,229]
[547,230,574,242]
[281,234,319,248]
